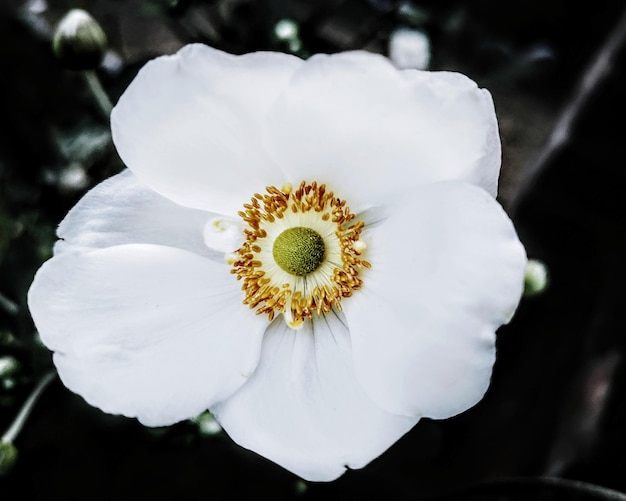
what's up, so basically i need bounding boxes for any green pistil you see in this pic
[273,227,325,276]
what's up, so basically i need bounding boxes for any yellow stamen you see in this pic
[231,181,368,328]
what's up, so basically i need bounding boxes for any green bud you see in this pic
[192,411,222,436]
[524,259,549,297]
[52,9,108,70]
[294,479,308,495]
[0,441,18,475]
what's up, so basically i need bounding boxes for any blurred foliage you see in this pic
[1,0,626,499]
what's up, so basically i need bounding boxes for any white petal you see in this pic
[28,244,267,426]
[264,51,501,211]
[343,182,526,419]
[111,44,303,215]
[54,170,226,260]
[211,312,418,482]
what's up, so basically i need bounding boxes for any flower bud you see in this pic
[192,411,222,436]
[52,9,108,71]
[0,356,19,379]
[524,259,549,296]
[388,28,431,70]
[0,441,18,475]
[274,19,302,53]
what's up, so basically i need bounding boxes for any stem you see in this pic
[2,371,55,444]
[82,70,113,118]
[0,291,19,315]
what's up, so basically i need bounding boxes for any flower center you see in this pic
[231,181,370,329]
[272,227,326,276]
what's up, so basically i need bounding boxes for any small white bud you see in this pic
[58,163,89,193]
[0,357,19,379]
[274,19,302,53]
[388,28,431,70]
[52,9,108,70]
[274,19,298,41]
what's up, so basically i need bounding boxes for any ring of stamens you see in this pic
[231,181,370,329]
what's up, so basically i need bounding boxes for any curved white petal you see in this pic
[28,244,267,426]
[211,312,418,481]
[54,170,227,261]
[111,44,303,215]
[264,51,501,211]
[343,182,526,419]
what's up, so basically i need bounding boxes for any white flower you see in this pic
[28,44,527,481]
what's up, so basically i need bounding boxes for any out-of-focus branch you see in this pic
[509,8,626,215]
[82,70,113,118]
[1,371,55,444]
[434,476,626,501]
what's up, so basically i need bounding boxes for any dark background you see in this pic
[1,1,626,499]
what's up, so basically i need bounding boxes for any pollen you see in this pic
[231,181,368,328]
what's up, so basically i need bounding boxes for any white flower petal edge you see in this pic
[401,70,501,197]
[344,182,527,419]
[54,169,226,261]
[28,244,268,426]
[111,44,303,216]
[211,312,418,482]
[264,51,501,211]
